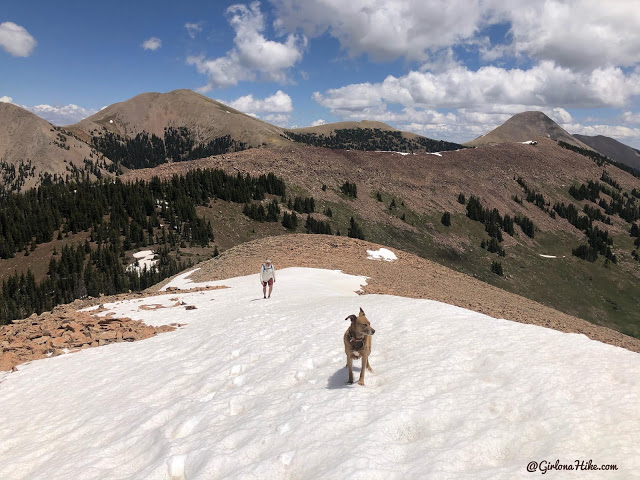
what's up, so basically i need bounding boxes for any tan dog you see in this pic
[344,307,375,385]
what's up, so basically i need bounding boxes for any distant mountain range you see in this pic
[0,89,468,192]
[2,90,639,193]
[573,134,640,171]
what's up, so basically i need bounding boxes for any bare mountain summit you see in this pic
[0,102,106,192]
[67,89,288,148]
[466,111,591,149]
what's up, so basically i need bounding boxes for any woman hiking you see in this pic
[260,258,276,299]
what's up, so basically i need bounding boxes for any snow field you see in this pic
[0,268,639,479]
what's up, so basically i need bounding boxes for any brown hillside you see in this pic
[67,89,289,148]
[0,103,107,191]
[121,138,639,237]
[467,111,591,149]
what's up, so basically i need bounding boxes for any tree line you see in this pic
[285,128,464,154]
[92,127,248,170]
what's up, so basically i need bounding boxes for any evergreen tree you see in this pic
[347,217,365,240]
[491,261,504,276]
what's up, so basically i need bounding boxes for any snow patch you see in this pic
[519,140,538,145]
[538,254,567,258]
[427,152,443,156]
[366,248,398,262]
[374,150,412,155]
[1,268,639,479]
[126,250,157,274]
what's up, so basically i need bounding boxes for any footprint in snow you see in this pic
[229,398,244,416]
[172,416,201,439]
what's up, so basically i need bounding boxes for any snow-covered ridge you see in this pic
[1,268,639,479]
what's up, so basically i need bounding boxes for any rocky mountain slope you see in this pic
[466,111,591,149]
[574,134,640,171]
[66,89,288,148]
[0,102,108,192]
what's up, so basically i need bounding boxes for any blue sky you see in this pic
[2,0,640,147]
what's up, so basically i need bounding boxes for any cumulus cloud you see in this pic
[224,90,293,113]
[0,97,97,124]
[141,37,162,51]
[313,63,640,117]
[622,111,640,124]
[271,0,640,70]
[262,113,290,126]
[311,119,326,126]
[564,123,640,141]
[503,0,640,70]
[272,0,484,62]
[185,22,203,39]
[187,2,306,90]
[0,22,36,57]
[25,104,97,125]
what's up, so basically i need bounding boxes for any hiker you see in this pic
[260,258,276,298]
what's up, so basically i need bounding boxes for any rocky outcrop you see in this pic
[0,307,176,371]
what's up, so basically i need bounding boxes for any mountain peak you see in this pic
[467,110,590,149]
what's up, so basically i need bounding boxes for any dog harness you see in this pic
[348,331,365,351]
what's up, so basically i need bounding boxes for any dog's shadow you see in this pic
[326,366,361,390]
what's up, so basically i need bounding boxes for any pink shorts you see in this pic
[262,278,273,286]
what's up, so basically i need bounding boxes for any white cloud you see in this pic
[262,113,290,126]
[503,0,640,70]
[0,95,13,103]
[0,22,36,57]
[311,119,326,126]
[313,63,640,116]
[187,1,306,90]
[564,123,640,142]
[272,0,485,62]
[185,22,203,39]
[550,107,573,124]
[141,37,162,51]
[271,1,640,70]
[622,111,640,124]
[26,104,97,125]
[224,90,293,113]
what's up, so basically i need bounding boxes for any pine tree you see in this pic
[348,217,365,240]
[491,261,504,276]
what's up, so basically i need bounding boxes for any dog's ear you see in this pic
[345,314,357,322]
[359,307,365,316]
